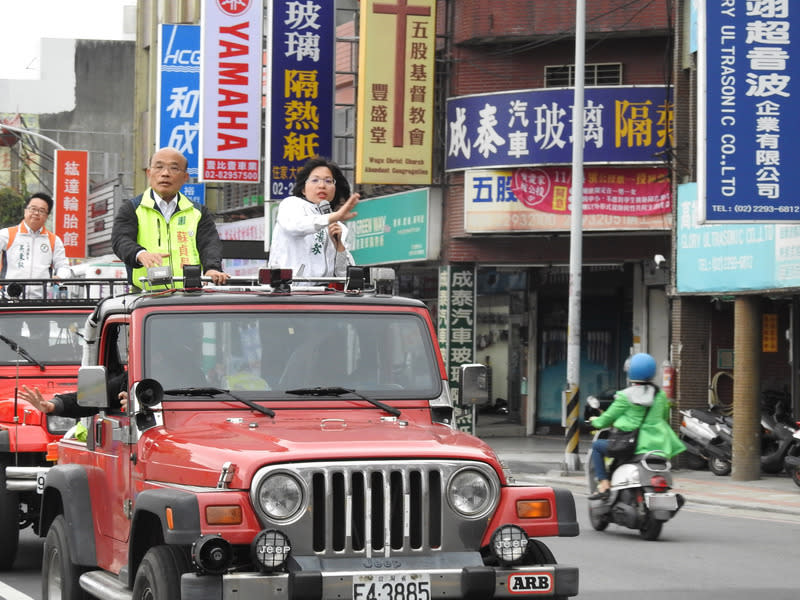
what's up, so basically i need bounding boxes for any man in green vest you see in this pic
[111,147,229,290]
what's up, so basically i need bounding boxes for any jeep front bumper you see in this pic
[181,565,579,599]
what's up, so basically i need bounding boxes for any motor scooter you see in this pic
[679,407,733,476]
[760,408,800,474]
[781,428,800,488]
[585,396,684,541]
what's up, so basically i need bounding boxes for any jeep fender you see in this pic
[131,488,202,545]
[41,464,97,567]
[124,488,202,587]
[480,486,579,547]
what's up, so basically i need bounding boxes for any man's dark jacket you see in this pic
[110,191,224,285]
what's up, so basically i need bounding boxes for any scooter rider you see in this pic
[588,353,686,499]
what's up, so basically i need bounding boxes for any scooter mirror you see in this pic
[587,396,600,409]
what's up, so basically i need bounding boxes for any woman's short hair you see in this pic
[291,157,352,210]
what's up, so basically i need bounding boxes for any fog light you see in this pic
[251,529,291,572]
[147,265,172,286]
[258,268,292,291]
[192,534,233,575]
[6,282,23,298]
[183,264,202,288]
[345,266,366,292]
[490,524,529,566]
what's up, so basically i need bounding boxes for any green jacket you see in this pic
[591,384,686,458]
[111,188,223,289]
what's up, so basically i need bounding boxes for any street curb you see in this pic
[523,471,800,518]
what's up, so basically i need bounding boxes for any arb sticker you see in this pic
[508,572,553,594]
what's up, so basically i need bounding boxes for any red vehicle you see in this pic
[40,268,580,600]
[0,278,125,570]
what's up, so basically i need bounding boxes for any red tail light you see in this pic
[650,475,669,492]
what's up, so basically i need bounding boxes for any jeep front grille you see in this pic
[250,459,500,559]
[310,464,443,554]
[251,460,500,558]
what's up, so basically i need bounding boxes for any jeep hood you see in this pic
[138,414,502,488]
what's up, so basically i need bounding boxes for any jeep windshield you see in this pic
[0,313,86,366]
[143,311,441,399]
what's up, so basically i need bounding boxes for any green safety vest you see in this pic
[132,189,202,289]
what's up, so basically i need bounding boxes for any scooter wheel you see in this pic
[640,518,663,541]
[709,456,732,476]
[792,467,800,488]
[588,507,609,531]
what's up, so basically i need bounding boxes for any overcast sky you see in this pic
[0,0,135,80]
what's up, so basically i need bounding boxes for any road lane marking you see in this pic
[0,581,35,600]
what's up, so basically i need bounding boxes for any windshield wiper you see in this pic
[0,333,45,371]
[163,386,275,417]
[285,386,401,417]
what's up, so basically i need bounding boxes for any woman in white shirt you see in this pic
[268,157,359,279]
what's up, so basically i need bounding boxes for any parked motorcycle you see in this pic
[758,389,800,475]
[679,406,733,476]
[782,429,800,487]
[585,397,685,541]
[760,408,800,474]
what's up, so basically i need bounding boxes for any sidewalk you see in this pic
[484,434,800,517]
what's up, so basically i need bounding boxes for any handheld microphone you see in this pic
[318,200,338,244]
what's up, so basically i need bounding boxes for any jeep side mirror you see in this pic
[457,364,489,408]
[77,365,109,408]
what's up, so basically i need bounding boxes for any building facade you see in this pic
[421,0,675,435]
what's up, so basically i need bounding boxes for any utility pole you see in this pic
[564,0,586,472]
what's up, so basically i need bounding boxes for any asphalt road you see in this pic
[4,497,800,600]
[548,495,800,599]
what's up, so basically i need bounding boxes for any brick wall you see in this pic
[451,0,672,44]
[451,37,672,95]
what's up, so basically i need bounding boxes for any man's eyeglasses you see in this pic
[149,163,184,174]
[26,207,49,215]
[308,177,336,186]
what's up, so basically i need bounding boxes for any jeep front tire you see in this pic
[0,460,20,571]
[132,545,191,600]
[42,514,87,600]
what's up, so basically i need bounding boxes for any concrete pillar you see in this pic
[732,295,761,481]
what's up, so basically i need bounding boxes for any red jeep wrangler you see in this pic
[40,268,580,600]
[0,278,126,570]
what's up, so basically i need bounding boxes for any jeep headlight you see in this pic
[447,468,497,518]
[47,415,77,435]
[256,472,305,522]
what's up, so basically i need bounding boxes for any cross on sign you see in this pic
[372,0,432,147]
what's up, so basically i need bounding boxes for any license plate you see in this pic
[353,573,431,600]
[645,492,678,511]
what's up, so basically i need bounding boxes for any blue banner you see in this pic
[676,183,800,293]
[704,3,799,222]
[157,24,200,177]
[266,0,335,200]
[445,86,673,171]
[181,183,205,206]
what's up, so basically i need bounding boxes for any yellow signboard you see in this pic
[357,0,435,185]
[762,313,778,353]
